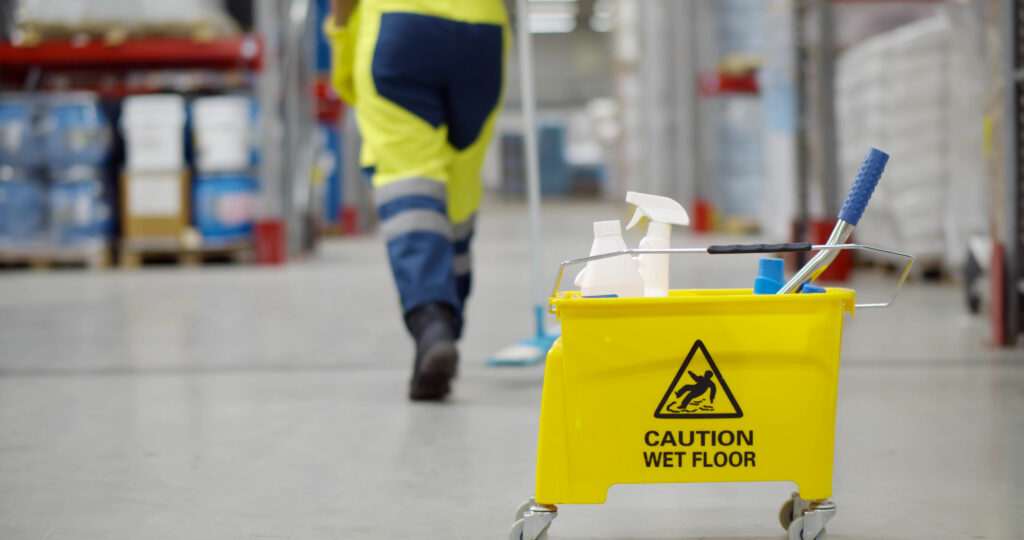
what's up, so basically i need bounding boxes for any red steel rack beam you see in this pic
[0,35,263,71]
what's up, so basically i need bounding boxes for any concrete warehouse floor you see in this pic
[0,199,1021,539]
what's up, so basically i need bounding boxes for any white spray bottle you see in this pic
[625,191,690,297]
[574,220,644,298]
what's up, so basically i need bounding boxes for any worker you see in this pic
[327,0,508,400]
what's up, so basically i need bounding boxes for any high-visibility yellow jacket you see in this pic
[324,0,508,105]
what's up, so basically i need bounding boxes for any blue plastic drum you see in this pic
[49,167,112,245]
[193,174,257,245]
[0,96,44,168]
[0,172,48,245]
[44,93,111,168]
[249,99,261,167]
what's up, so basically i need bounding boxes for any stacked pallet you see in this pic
[13,0,239,45]
[835,12,987,270]
[0,241,110,270]
[118,237,252,268]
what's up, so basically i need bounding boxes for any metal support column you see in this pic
[793,0,810,266]
[255,0,285,222]
[815,0,839,217]
[793,0,839,264]
[1002,0,1023,344]
[675,0,700,207]
[255,0,317,257]
[282,0,317,254]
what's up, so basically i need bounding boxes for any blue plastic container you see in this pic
[44,93,111,168]
[0,96,44,168]
[314,0,333,73]
[317,121,343,225]
[49,167,112,245]
[0,171,48,245]
[193,173,257,245]
[539,125,568,196]
[249,99,261,167]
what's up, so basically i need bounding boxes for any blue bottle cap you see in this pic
[757,257,785,283]
[754,276,783,295]
[753,257,786,295]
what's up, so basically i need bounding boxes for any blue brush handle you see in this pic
[838,147,889,226]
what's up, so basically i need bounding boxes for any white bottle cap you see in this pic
[593,220,621,236]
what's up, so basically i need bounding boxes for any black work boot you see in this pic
[404,302,459,401]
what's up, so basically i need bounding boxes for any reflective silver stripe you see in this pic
[452,213,476,242]
[374,177,447,206]
[453,253,472,276]
[381,209,452,242]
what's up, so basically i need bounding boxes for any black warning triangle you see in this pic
[654,340,742,419]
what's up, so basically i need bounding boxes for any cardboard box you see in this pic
[121,94,186,172]
[121,169,190,240]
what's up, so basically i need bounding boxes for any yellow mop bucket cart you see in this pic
[510,242,913,540]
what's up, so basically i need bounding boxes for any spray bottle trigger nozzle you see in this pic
[626,208,644,230]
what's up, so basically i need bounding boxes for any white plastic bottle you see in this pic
[625,191,690,297]
[575,220,644,298]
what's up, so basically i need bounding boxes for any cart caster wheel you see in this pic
[788,516,827,540]
[509,518,549,540]
[779,498,795,530]
[514,499,532,520]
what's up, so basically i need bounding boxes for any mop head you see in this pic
[487,334,558,367]
[487,305,559,367]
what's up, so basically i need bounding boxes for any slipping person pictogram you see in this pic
[674,370,716,410]
[654,340,742,419]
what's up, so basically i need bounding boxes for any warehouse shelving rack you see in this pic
[0,0,325,264]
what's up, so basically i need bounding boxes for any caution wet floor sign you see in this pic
[654,340,742,419]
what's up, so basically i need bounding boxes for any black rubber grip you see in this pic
[706,242,812,254]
